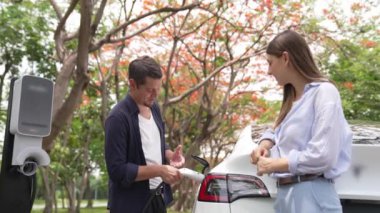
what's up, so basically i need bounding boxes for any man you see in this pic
[105,56,185,213]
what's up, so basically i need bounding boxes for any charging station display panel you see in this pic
[18,76,53,136]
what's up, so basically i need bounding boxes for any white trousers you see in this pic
[275,178,342,213]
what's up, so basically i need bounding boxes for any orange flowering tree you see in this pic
[41,0,200,211]
[33,0,380,211]
[88,0,313,210]
[5,0,378,211]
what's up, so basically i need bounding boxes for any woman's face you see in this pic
[266,53,288,86]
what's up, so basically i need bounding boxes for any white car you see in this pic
[191,124,380,213]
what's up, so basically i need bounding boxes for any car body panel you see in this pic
[193,124,380,213]
[229,198,275,213]
[335,144,380,200]
[192,202,230,213]
[210,125,278,197]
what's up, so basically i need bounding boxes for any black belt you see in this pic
[277,174,325,186]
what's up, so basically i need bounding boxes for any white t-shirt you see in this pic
[138,114,163,189]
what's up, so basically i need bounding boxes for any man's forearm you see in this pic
[135,164,162,181]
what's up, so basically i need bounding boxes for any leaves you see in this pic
[0,1,55,73]
[1,0,379,210]
[328,42,380,121]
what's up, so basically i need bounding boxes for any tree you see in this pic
[40,98,105,213]
[328,41,380,121]
[312,0,380,121]
[6,0,378,211]
[92,0,310,210]
[43,0,200,152]
[0,1,56,122]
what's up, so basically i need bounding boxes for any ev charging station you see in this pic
[0,75,54,212]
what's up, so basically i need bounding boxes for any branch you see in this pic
[165,53,257,106]
[107,12,173,44]
[90,2,200,51]
[76,0,92,77]
[64,31,79,42]
[49,0,63,20]
[91,0,108,36]
[163,38,179,105]
[53,0,80,61]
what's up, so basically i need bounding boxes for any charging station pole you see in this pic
[0,76,54,212]
[0,78,34,212]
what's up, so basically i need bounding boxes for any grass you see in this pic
[31,207,106,213]
[32,208,187,213]
[31,200,188,213]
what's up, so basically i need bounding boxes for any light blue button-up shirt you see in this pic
[260,82,352,179]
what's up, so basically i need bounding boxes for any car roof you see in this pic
[251,121,380,145]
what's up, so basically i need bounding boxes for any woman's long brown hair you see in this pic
[266,30,329,128]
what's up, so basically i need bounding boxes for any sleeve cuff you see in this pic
[121,163,139,187]
[288,150,300,174]
[258,129,275,144]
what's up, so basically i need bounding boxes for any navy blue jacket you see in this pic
[105,95,173,213]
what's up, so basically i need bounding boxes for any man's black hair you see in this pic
[128,56,162,86]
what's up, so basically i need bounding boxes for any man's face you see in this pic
[130,77,162,107]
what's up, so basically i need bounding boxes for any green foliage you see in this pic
[328,41,380,121]
[0,0,57,152]
[6,0,377,211]
[0,0,56,78]
[44,94,108,203]
[214,56,226,68]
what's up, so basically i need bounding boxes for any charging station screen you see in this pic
[18,76,53,136]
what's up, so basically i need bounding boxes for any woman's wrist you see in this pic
[273,158,289,173]
[259,139,274,149]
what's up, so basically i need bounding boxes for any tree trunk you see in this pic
[41,168,54,213]
[53,174,59,213]
[76,171,89,212]
[61,186,65,209]
[76,138,90,212]
[85,179,93,208]
[43,0,92,152]
[114,69,120,101]
[76,114,93,212]
[100,79,108,130]
[65,180,76,213]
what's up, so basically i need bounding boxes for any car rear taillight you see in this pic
[198,173,269,203]
[198,174,229,202]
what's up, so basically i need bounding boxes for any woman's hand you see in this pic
[250,139,273,164]
[256,157,274,176]
[256,157,289,176]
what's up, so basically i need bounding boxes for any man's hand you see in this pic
[160,165,182,184]
[170,145,185,168]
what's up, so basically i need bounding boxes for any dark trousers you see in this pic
[143,193,166,213]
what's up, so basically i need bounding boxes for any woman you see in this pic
[250,30,352,213]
